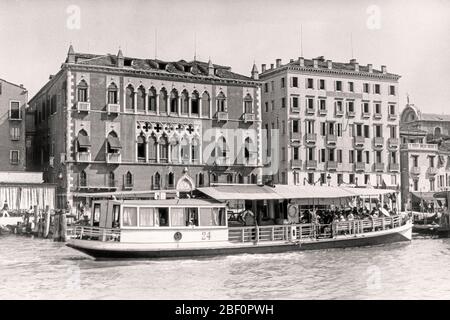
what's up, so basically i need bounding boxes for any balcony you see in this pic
[242,113,255,123]
[306,107,315,115]
[388,113,398,120]
[410,166,421,176]
[427,167,438,176]
[76,102,90,113]
[327,161,337,171]
[389,163,400,172]
[401,143,438,151]
[318,108,327,116]
[215,111,228,122]
[290,131,302,142]
[76,152,91,162]
[373,137,384,148]
[291,159,303,169]
[362,112,371,119]
[326,134,337,146]
[347,110,356,117]
[335,108,344,117]
[373,113,382,120]
[305,133,317,144]
[355,162,366,172]
[106,153,121,164]
[388,138,399,149]
[107,103,120,115]
[374,163,385,172]
[354,136,366,148]
[291,106,300,113]
[306,160,317,169]
[107,180,118,189]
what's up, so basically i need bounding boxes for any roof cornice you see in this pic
[64,63,261,87]
[260,65,401,81]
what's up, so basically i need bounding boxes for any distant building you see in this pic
[27,46,262,209]
[400,103,450,210]
[0,78,27,171]
[260,56,401,189]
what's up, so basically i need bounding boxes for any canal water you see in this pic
[1,234,450,299]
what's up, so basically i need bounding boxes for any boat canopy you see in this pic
[198,185,397,201]
[120,198,224,206]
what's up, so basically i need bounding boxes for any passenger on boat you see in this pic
[347,212,354,221]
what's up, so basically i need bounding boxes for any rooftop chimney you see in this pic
[368,64,373,73]
[208,59,214,76]
[270,63,274,69]
[19,84,24,88]
[313,58,318,68]
[350,59,359,72]
[276,59,282,68]
[261,64,266,73]
[326,60,332,69]
[299,57,304,67]
[290,59,294,63]
[117,48,124,68]
[381,65,387,74]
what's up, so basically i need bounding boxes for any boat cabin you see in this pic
[80,198,228,243]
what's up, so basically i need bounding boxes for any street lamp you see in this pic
[326,173,331,186]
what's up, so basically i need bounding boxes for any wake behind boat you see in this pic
[66,185,412,259]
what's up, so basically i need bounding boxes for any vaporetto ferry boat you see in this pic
[66,185,412,259]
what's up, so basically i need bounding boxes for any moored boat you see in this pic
[66,186,412,259]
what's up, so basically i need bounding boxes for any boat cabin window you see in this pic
[157,208,169,226]
[139,207,156,227]
[112,205,120,228]
[123,207,138,227]
[171,207,199,227]
[199,208,226,226]
[93,203,101,226]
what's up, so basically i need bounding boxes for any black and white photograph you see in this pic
[0,0,449,307]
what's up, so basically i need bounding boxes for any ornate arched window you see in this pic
[197,172,204,187]
[216,92,226,112]
[126,84,135,110]
[106,131,120,154]
[125,171,133,188]
[191,137,200,163]
[169,136,179,164]
[148,135,157,163]
[108,171,115,188]
[180,136,190,163]
[181,90,189,115]
[244,93,253,113]
[107,82,118,104]
[159,88,168,113]
[159,136,168,163]
[191,91,199,115]
[79,170,87,187]
[77,80,88,102]
[237,173,244,184]
[153,172,161,190]
[202,91,210,117]
[137,134,146,161]
[217,136,228,159]
[170,89,178,113]
[148,87,157,112]
[210,173,218,184]
[136,85,146,112]
[77,129,90,153]
[167,172,175,189]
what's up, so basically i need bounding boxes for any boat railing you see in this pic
[228,215,405,243]
[73,226,121,242]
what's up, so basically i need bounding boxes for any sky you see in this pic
[0,0,449,113]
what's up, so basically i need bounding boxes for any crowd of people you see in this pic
[299,204,397,225]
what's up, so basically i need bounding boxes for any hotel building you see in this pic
[260,56,401,188]
[400,103,450,210]
[27,46,262,208]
